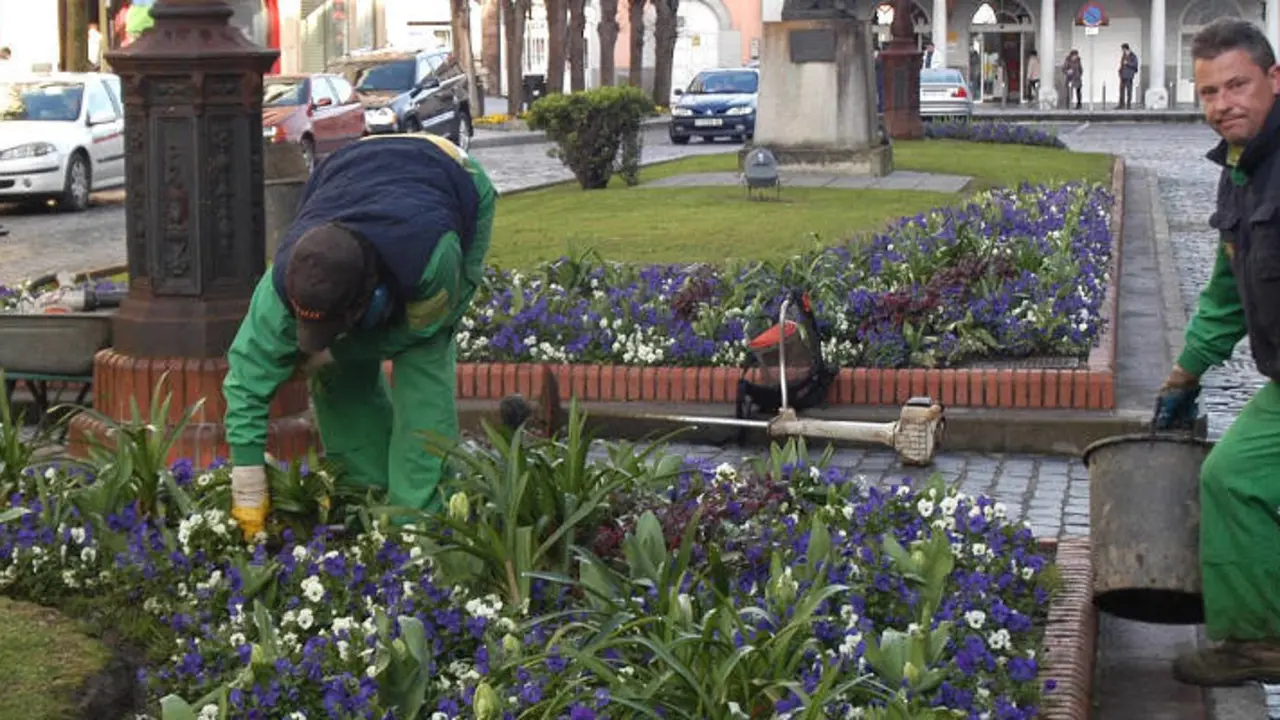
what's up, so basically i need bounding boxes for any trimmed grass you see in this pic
[488,139,1112,268]
[0,596,110,720]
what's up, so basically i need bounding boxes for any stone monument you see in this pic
[68,0,314,466]
[743,0,891,176]
[878,0,923,140]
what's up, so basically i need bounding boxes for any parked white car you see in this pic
[0,72,126,211]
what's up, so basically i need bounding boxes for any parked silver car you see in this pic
[919,68,974,121]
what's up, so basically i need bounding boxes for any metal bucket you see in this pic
[264,142,309,262]
[1083,432,1214,625]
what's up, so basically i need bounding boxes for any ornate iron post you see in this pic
[879,0,923,139]
[107,0,277,357]
[70,0,314,466]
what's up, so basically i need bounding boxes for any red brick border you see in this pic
[433,157,1126,411]
[1036,537,1097,720]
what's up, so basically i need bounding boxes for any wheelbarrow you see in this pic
[1,265,127,433]
[1083,430,1214,625]
[499,297,947,466]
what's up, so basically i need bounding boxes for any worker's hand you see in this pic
[1152,365,1200,431]
[230,465,270,542]
[302,349,335,375]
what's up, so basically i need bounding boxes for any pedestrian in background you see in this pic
[1152,17,1280,686]
[1064,49,1083,109]
[1026,49,1041,102]
[1118,42,1139,109]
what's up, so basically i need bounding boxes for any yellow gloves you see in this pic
[230,464,269,542]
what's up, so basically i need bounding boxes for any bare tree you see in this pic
[545,0,567,93]
[596,0,620,86]
[627,0,645,87]
[502,0,530,115]
[481,0,502,100]
[567,0,587,90]
[451,0,484,117]
[650,0,678,105]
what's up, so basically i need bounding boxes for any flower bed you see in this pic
[923,121,1068,149]
[452,177,1119,409]
[0,402,1070,719]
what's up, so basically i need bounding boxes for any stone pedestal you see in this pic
[67,0,314,466]
[1038,86,1060,110]
[744,18,891,176]
[1144,86,1169,110]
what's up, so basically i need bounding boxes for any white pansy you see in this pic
[964,610,986,629]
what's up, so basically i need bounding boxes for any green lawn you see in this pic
[488,139,1113,268]
[0,597,110,720]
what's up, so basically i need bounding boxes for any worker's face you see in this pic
[1195,48,1280,145]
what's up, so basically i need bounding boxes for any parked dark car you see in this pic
[262,73,367,172]
[668,67,758,145]
[328,48,473,148]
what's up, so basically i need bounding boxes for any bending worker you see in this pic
[1153,18,1280,686]
[222,133,496,539]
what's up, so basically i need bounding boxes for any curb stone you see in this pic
[470,116,670,149]
[1037,537,1097,720]
[1147,170,1189,365]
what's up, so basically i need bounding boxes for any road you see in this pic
[0,127,732,285]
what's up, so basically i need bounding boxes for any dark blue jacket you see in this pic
[272,136,481,306]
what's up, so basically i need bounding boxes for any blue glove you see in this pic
[1152,385,1200,431]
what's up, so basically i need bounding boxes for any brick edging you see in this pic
[445,155,1125,410]
[1036,537,1097,720]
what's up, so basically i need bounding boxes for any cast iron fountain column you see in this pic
[69,0,314,465]
[879,0,923,140]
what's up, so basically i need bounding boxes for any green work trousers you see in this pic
[1200,380,1280,640]
[308,331,458,513]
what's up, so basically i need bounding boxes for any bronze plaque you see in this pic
[789,29,837,63]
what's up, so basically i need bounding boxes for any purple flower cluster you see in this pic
[0,451,1058,718]
[924,120,1068,149]
[459,182,1113,369]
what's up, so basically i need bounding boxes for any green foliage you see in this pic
[525,86,656,190]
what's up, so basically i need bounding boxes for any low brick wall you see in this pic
[1036,537,1098,720]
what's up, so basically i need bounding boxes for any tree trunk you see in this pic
[545,0,567,93]
[627,0,645,87]
[63,0,90,72]
[567,0,586,91]
[481,0,502,99]
[502,0,528,116]
[650,0,678,105]
[451,0,484,117]
[596,0,620,86]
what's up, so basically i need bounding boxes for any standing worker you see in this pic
[222,133,497,540]
[1152,18,1280,686]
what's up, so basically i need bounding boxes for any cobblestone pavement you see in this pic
[0,128,735,286]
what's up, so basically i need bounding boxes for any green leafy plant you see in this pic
[526,86,656,189]
[0,371,59,500]
[412,401,664,607]
[68,371,203,520]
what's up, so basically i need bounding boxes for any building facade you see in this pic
[826,0,1278,109]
